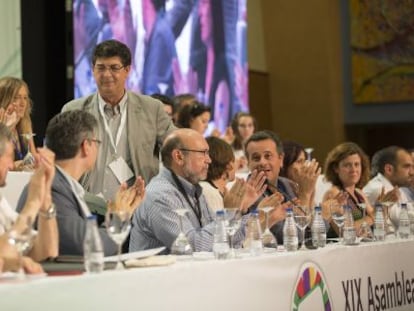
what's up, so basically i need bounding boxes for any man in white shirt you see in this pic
[363,146,414,229]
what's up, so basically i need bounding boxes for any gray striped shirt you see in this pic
[129,168,247,253]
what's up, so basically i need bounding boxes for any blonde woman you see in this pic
[0,77,36,169]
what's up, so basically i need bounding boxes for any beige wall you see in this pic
[248,0,345,163]
[0,0,21,77]
[247,0,266,72]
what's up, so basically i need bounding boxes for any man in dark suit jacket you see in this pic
[17,110,145,256]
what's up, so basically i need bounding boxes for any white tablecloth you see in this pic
[1,239,413,310]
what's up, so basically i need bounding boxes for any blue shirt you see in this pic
[129,168,247,253]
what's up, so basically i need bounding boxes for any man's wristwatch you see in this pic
[39,203,56,219]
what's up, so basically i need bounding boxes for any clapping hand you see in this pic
[321,191,348,220]
[110,176,146,216]
[240,170,267,212]
[23,148,56,218]
[0,107,18,128]
[223,178,246,210]
[377,186,400,204]
[268,201,293,227]
[292,159,321,197]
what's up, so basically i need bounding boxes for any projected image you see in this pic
[73,0,248,133]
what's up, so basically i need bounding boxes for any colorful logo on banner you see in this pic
[291,262,332,311]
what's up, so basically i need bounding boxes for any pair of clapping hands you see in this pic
[289,159,321,203]
[223,170,267,213]
[222,170,298,228]
[107,177,146,217]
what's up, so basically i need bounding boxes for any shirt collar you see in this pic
[98,91,128,114]
[375,173,394,189]
[56,165,85,198]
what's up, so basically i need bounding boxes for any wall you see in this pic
[248,0,345,163]
[0,0,21,77]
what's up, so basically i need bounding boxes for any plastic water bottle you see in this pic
[342,205,356,245]
[374,204,385,241]
[83,215,104,273]
[213,210,229,259]
[249,210,263,256]
[311,206,326,248]
[283,208,298,251]
[399,203,410,239]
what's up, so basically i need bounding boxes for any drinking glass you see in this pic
[105,210,131,270]
[7,215,36,279]
[293,207,311,250]
[21,133,36,168]
[356,203,373,241]
[382,201,398,238]
[330,203,345,243]
[170,209,193,255]
[224,208,242,258]
[304,147,314,162]
[259,206,277,250]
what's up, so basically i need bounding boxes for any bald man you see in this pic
[129,129,247,253]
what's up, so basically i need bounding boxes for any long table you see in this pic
[1,239,413,310]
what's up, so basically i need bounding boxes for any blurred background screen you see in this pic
[72,0,249,133]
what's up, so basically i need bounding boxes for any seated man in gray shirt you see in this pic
[17,110,145,256]
[129,128,248,253]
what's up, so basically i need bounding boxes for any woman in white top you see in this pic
[200,136,267,213]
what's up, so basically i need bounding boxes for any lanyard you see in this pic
[170,170,202,227]
[97,98,127,156]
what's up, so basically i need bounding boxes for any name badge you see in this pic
[108,156,134,183]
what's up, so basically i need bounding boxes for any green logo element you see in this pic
[292,262,332,311]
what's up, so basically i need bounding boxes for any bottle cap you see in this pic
[314,206,321,211]
[286,207,293,212]
[251,209,259,215]
[216,210,225,216]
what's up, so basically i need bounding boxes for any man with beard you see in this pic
[363,146,414,230]
[129,128,248,253]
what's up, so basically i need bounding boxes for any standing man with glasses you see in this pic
[129,128,248,253]
[62,39,175,201]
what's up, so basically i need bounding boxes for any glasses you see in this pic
[179,148,209,157]
[94,64,125,74]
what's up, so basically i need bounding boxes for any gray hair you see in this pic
[45,110,98,160]
[161,134,185,169]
